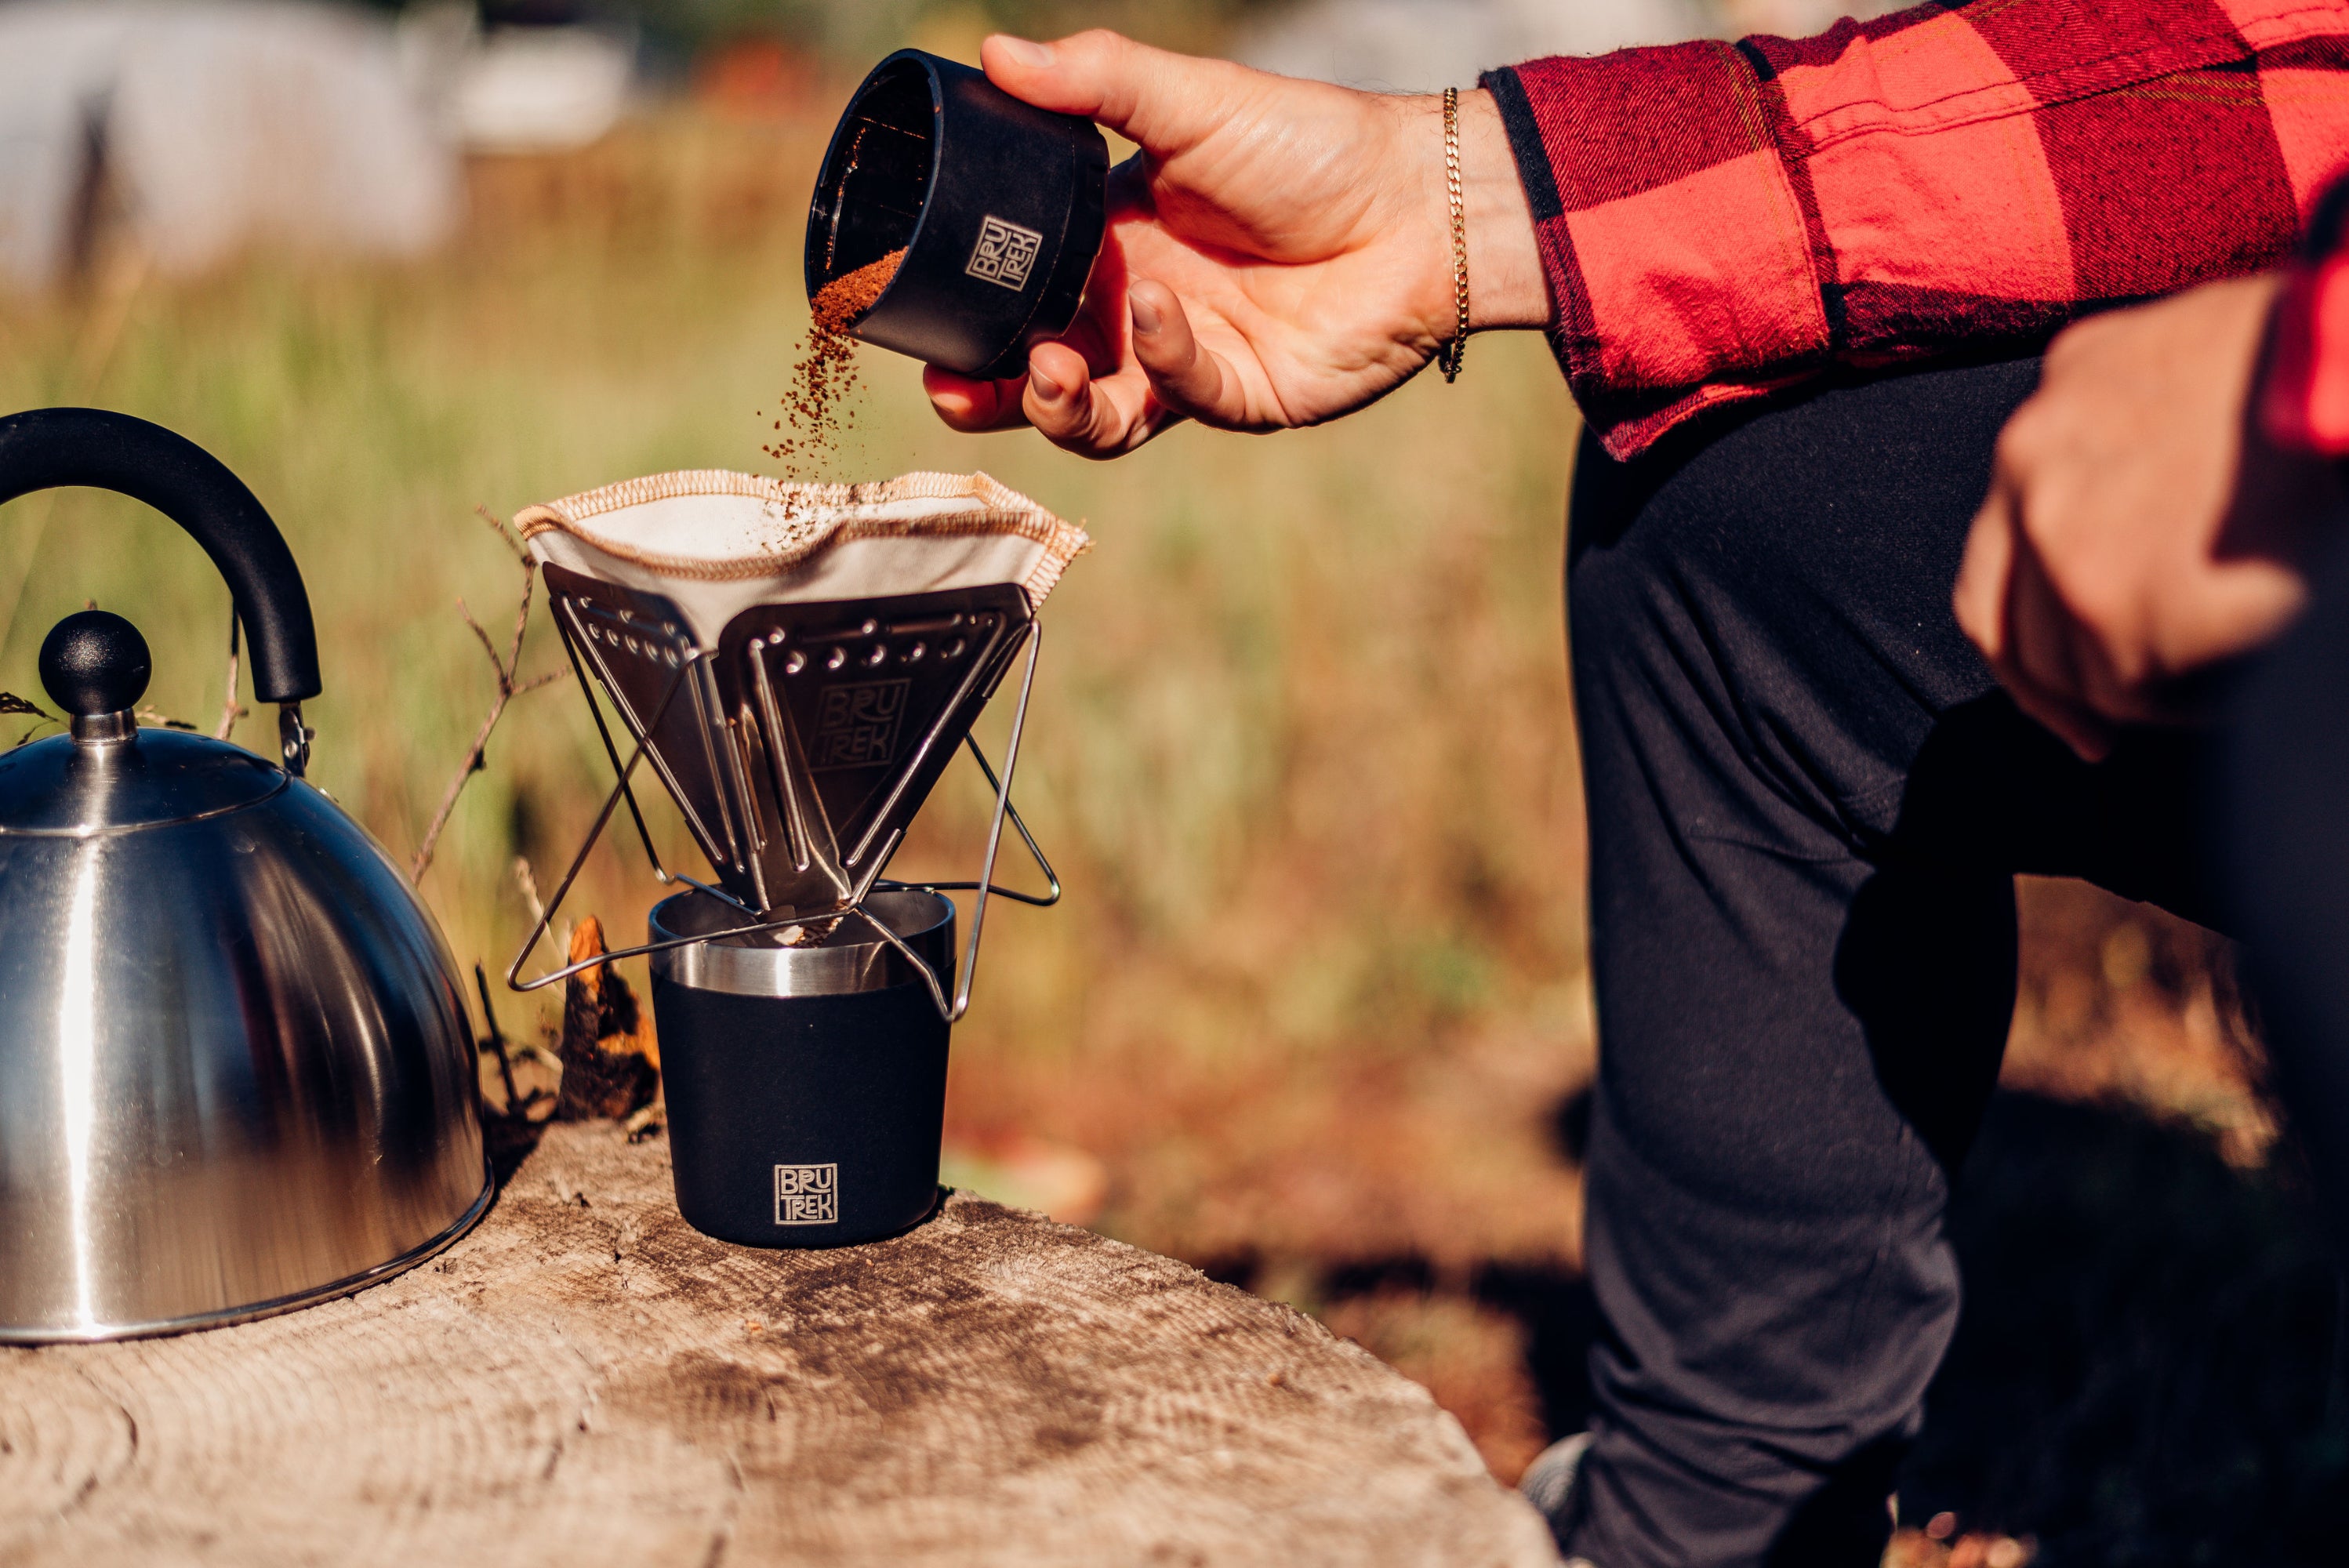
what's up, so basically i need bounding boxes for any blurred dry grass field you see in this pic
[0,103,2275,1492]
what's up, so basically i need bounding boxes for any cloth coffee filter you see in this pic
[515,469,1088,646]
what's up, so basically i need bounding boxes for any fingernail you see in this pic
[996,36,1054,67]
[1131,292,1162,335]
[1030,366,1063,401]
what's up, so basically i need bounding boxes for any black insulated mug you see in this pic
[806,48,1109,379]
[649,889,956,1248]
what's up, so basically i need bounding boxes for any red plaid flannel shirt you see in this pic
[1485,0,2349,459]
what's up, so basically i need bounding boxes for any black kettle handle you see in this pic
[0,408,321,703]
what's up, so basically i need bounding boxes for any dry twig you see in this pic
[215,611,249,741]
[409,509,570,884]
[1,691,58,750]
[475,962,526,1115]
[513,855,546,926]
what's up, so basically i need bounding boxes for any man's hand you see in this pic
[1954,274,2343,760]
[923,31,1551,458]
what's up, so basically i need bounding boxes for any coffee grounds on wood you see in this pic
[761,249,904,477]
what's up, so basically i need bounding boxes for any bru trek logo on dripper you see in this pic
[812,679,911,770]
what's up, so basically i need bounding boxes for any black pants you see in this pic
[1559,358,2260,1566]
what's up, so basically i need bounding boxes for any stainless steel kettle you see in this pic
[0,408,488,1342]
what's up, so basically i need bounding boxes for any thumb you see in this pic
[980,30,1242,154]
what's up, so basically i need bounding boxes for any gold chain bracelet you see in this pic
[1438,85,1469,383]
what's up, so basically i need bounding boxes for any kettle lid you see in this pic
[0,610,282,835]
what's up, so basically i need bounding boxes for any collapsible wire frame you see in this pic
[504,602,1057,1025]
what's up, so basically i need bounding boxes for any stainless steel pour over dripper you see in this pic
[506,567,1058,1023]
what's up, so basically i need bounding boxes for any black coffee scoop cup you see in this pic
[806,49,1109,380]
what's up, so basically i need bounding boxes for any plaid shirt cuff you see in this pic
[1483,49,1824,459]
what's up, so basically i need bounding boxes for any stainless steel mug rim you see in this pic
[648,889,954,999]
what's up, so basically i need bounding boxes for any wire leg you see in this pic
[505,653,691,992]
[948,619,1042,1018]
[855,623,1051,1024]
[552,604,676,881]
[503,735,654,989]
[840,902,953,1021]
[899,732,1060,906]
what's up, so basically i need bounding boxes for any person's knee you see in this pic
[1567,362,2045,822]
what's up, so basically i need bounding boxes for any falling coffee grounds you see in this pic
[761,249,905,477]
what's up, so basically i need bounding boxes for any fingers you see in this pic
[980,30,1247,154]
[1015,281,1251,455]
[2002,658,2120,762]
[1957,477,2118,762]
[1021,339,1168,458]
[1127,280,1247,427]
[2001,540,2119,762]
[1953,486,2017,666]
[924,303,1193,457]
[924,367,1032,433]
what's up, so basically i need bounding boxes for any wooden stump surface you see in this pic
[1,1122,1559,1566]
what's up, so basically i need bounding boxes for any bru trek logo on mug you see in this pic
[966,215,1044,292]
[775,1163,838,1225]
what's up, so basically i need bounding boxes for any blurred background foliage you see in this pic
[374,0,1283,67]
[0,2,2340,1558]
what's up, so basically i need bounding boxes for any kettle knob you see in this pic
[40,610,151,724]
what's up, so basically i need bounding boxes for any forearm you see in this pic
[1384,89,1554,345]
[1458,89,1550,333]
